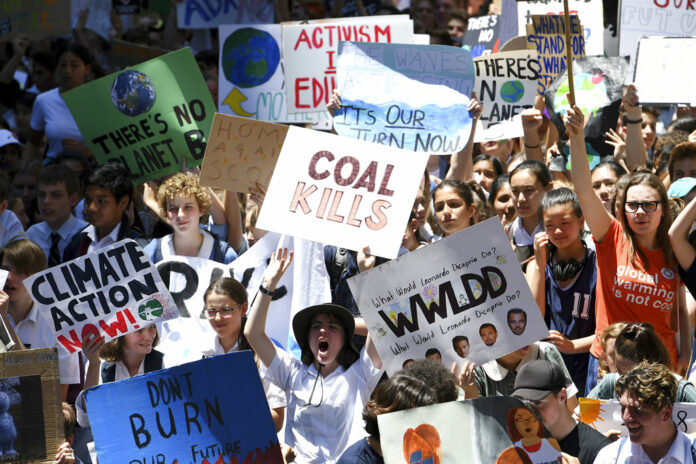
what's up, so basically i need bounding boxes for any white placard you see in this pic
[633,36,696,106]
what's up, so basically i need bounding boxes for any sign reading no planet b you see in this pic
[256,126,429,259]
[335,42,475,154]
[347,217,549,375]
[63,48,216,184]
[462,14,502,58]
[23,240,178,354]
[85,351,283,464]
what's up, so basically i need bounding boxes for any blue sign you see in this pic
[335,42,475,154]
[85,351,282,464]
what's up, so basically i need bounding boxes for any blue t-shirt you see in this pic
[544,246,597,397]
[337,438,383,464]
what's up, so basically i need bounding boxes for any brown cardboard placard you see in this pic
[0,1,71,40]
[108,39,168,70]
[0,348,62,464]
[199,113,289,194]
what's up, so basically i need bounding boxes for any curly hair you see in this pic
[615,362,677,412]
[156,173,211,219]
[402,359,458,403]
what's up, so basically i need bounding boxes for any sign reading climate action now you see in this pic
[23,240,178,354]
[63,48,216,184]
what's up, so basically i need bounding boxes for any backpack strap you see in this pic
[332,248,349,285]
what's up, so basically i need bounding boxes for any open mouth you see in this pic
[318,340,329,352]
[626,424,641,435]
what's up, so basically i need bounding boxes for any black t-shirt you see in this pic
[558,422,612,464]
[678,256,696,297]
[337,438,383,464]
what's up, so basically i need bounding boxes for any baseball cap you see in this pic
[512,360,567,401]
[668,177,696,199]
[0,129,22,149]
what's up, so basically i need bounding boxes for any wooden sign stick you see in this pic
[563,0,576,106]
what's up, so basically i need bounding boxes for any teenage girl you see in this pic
[431,179,476,238]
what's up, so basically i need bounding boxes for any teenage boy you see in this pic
[63,163,142,260]
[27,164,87,266]
[512,360,610,464]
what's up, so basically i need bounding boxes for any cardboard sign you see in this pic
[23,239,178,354]
[177,0,273,28]
[633,37,696,106]
[113,0,140,15]
[0,1,71,39]
[335,42,475,154]
[85,352,283,464]
[579,398,696,437]
[347,217,549,375]
[379,397,561,464]
[473,50,539,142]
[156,233,330,364]
[63,48,216,184]
[462,15,502,58]
[516,0,603,56]
[199,114,288,194]
[619,0,696,63]
[282,16,414,114]
[256,126,428,259]
[0,348,62,464]
[218,24,332,126]
[526,14,586,95]
[107,39,168,70]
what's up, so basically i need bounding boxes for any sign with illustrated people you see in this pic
[0,348,63,464]
[23,240,178,354]
[335,41,475,154]
[379,396,562,463]
[347,217,549,375]
[63,48,216,184]
[85,351,283,464]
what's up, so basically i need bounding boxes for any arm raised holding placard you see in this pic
[447,93,482,181]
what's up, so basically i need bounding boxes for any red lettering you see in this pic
[294,29,312,51]
[689,0,695,9]
[309,151,333,179]
[365,200,391,230]
[353,161,377,192]
[374,25,391,42]
[335,157,360,186]
[57,330,82,353]
[327,191,345,223]
[346,195,363,227]
[316,188,332,218]
[289,182,317,214]
[312,78,325,108]
[653,0,669,6]
[326,50,336,70]
[99,310,130,338]
[359,24,370,41]
[325,25,336,46]
[312,27,323,48]
[295,78,311,108]
[378,165,395,196]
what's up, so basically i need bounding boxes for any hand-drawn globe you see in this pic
[138,298,163,321]
[111,70,156,116]
[222,27,280,88]
[500,80,525,103]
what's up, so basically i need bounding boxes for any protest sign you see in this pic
[218,24,332,126]
[0,1,71,39]
[282,16,414,114]
[462,15,502,58]
[22,239,178,354]
[544,56,629,166]
[85,0,112,40]
[63,48,216,184]
[348,217,549,375]
[379,397,561,464]
[177,0,273,28]
[348,217,548,375]
[200,114,288,194]
[499,0,520,48]
[579,398,696,437]
[85,351,283,464]
[335,42,475,154]
[0,348,62,464]
[526,14,586,95]
[619,0,696,63]
[633,37,696,106]
[516,0,603,56]
[156,233,330,364]
[473,50,539,142]
[256,126,428,259]
[107,39,168,70]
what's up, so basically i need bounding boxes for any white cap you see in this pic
[0,129,22,149]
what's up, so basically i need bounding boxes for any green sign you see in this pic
[63,48,215,184]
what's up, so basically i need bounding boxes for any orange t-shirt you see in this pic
[591,219,678,364]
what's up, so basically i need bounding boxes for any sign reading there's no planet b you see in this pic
[22,239,178,354]
[63,48,216,184]
[335,42,474,155]
[256,126,429,259]
[348,217,549,375]
[85,351,283,464]
[462,14,502,58]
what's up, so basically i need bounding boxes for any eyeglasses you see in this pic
[515,416,537,424]
[624,201,661,213]
[203,304,242,318]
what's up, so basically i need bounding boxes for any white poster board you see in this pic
[633,36,696,106]
[256,126,428,259]
[347,217,549,375]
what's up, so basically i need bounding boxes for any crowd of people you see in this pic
[3,0,696,463]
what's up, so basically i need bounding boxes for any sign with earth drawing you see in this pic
[218,24,332,127]
[473,50,539,142]
[63,48,216,184]
[22,239,179,355]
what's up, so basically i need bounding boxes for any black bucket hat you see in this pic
[292,303,360,357]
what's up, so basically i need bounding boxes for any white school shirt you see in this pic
[9,304,80,384]
[201,337,286,409]
[265,347,383,464]
[85,222,121,254]
[27,215,88,264]
[593,428,694,464]
[510,216,544,246]
[160,230,214,260]
[0,210,27,248]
